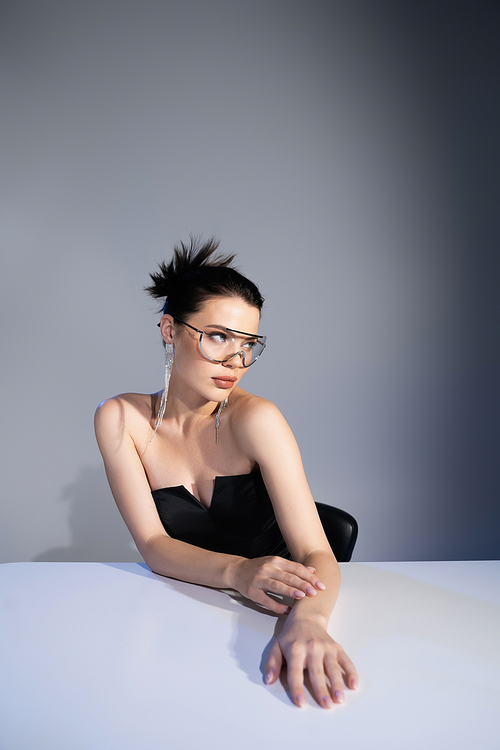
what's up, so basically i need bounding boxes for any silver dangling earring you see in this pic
[150,344,174,442]
[215,397,228,445]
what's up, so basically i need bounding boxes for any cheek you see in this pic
[173,332,197,361]
[173,342,207,379]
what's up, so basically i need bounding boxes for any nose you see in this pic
[222,350,245,367]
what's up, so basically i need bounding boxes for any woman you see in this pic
[95,238,358,709]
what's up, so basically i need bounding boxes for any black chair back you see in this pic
[315,503,358,562]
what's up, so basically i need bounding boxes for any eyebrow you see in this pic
[205,324,264,339]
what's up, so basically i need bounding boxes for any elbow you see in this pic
[301,547,338,567]
[140,532,172,574]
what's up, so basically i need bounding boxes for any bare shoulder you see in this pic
[229,389,293,453]
[94,392,157,448]
[230,388,283,423]
[94,391,154,426]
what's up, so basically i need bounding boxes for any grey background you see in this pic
[1,0,499,563]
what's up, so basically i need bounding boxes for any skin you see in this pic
[95,295,358,708]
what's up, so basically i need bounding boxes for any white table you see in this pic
[1,561,499,750]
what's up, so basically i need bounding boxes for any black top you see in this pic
[151,470,290,559]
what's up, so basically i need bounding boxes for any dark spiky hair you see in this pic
[145,236,264,320]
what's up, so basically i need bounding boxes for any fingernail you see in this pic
[351,678,358,689]
[296,694,305,707]
[265,672,273,684]
[293,590,305,598]
[323,695,334,708]
[306,566,316,572]
[305,586,317,596]
[315,581,326,590]
[283,606,291,614]
[334,690,345,704]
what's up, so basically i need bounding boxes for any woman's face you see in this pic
[165,296,262,403]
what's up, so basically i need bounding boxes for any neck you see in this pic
[163,371,224,426]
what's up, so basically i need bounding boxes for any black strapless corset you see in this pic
[151,470,290,559]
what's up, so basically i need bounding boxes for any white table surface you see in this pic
[1,560,499,750]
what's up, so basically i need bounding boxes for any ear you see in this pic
[159,314,176,345]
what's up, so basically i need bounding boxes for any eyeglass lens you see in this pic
[199,328,265,367]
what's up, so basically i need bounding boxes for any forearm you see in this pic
[142,533,244,590]
[142,535,326,617]
[287,549,341,627]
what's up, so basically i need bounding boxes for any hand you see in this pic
[264,616,358,708]
[229,556,326,614]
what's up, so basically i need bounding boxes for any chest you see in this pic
[142,425,254,508]
[151,471,275,547]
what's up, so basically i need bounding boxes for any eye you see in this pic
[242,340,258,350]
[207,332,227,344]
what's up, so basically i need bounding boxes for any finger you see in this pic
[307,650,335,709]
[278,560,326,591]
[250,587,291,615]
[285,646,307,708]
[338,649,359,690]
[256,560,325,599]
[263,577,314,601]
[266,570,324,598]
[325,656,345,704]
[264,641,283,685]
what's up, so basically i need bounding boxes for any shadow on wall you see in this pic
[32,465,142,562]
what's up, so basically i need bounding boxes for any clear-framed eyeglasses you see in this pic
[173,317,267,368]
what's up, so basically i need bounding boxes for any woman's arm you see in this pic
[264,550,357,708]
[94,397,321,610]
[232,397,358,707]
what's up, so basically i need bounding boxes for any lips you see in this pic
[212,376,237,389]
